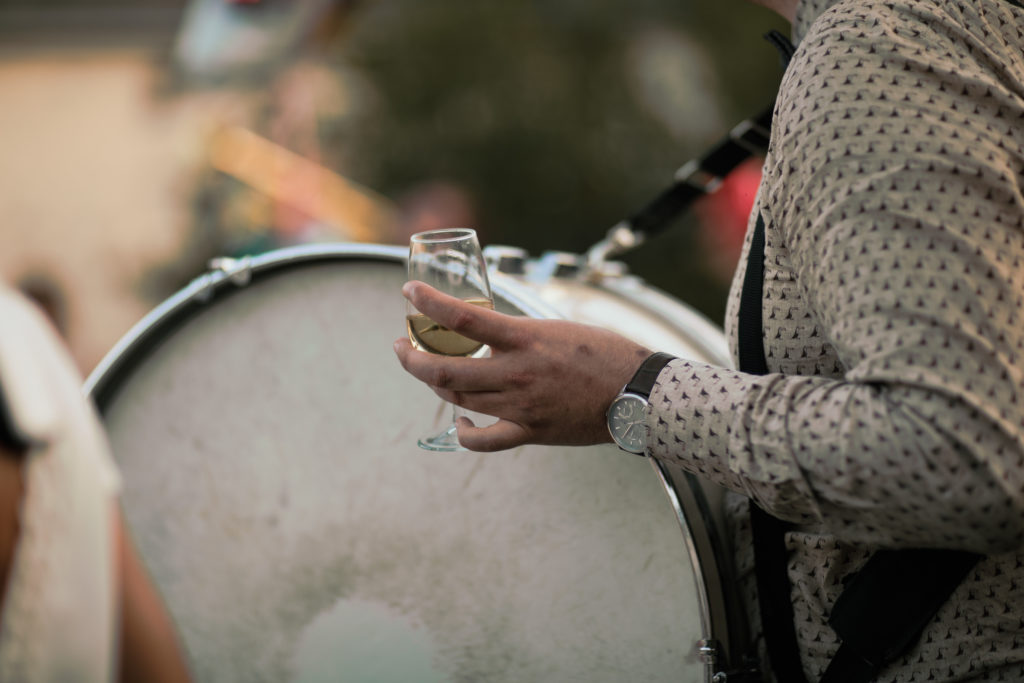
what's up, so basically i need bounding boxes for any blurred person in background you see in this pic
[396,0,1024,680]
[0,284,191,682]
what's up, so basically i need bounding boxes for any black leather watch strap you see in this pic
[624,352,676,399]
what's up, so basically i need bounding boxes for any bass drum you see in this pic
[86,243,746,683]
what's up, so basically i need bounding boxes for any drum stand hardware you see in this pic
[698,638,719,664]
[583,155,725,273]
[698,639,728,682]
[585,220,643,274]
[585,107,773,275]
[193,256,254,302]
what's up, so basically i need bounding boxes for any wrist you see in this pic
[606,352,676,455]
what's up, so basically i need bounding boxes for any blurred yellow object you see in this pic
[208,125,397,243]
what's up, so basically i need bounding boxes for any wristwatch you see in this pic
[606,352,676,455]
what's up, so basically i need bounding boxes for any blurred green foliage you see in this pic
[332,0,787,322]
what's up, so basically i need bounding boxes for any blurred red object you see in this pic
[696,157,763,282]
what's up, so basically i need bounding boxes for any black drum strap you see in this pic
[737,213,770,378]
[738,213,809,683]
[822,549,981,682]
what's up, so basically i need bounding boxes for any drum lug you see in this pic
[194,256,253,302]
[536,251,583,281]
[483,245,529,276]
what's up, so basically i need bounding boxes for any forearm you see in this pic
[649,358,1024,553]
[116,510,192,683]
[0,448,22,616]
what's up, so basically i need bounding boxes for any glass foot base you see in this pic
[417,423,466,452]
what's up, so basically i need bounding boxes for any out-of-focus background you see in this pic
[0,0,786,375]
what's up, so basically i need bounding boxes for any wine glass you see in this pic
[406,228,493,451]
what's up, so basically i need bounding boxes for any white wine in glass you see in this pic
[407,297,494,356]
[406,228,493,451]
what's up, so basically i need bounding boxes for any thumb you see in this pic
[455,416,530,452]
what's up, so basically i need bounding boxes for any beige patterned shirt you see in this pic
[648,0,1024,680]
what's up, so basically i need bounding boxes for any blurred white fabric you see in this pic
[0,285,121,682]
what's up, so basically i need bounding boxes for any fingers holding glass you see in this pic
[405,228,493,451]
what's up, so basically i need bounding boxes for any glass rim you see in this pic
[409,227,478,244]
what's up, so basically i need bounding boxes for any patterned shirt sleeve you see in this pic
[648,0,1024,554]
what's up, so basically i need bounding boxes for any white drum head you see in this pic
[90,246,708,682]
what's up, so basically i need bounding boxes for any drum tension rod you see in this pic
[699,638,730,682]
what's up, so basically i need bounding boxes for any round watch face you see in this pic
[607,393,648,454]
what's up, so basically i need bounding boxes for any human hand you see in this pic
[394,281,652,452]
